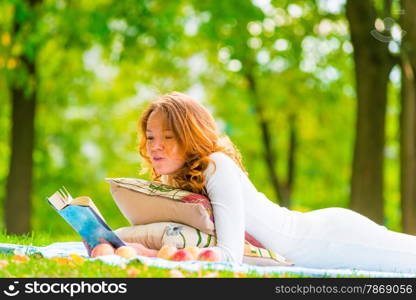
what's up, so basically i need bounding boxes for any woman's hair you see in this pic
[138,91,248,196]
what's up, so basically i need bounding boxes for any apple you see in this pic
[170,249,194,261]
[91,243,115,257]
[115,246,137,258]
[183,246,200,260]
[157,245,178,260]
[0,260,8,268]
[197,249,220,262]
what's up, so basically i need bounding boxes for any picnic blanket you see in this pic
[0,242,414,278]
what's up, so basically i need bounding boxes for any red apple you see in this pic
[170,249,194,261]
[197,249,220,262]
[91,243,115,257]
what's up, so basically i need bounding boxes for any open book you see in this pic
[46,187,126,250]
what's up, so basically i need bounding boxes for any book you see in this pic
[46,187,126,250]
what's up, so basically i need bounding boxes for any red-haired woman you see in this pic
[117,91,416,273]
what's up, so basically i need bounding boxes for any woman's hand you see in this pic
[124,242,159,257]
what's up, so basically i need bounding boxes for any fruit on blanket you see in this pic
[184,246,200,260]
[157,245,177,260]
[0,260,8,268]
[170,249,194,261]
[115,246,137,258]
[91,243,115,257]
[197,249,220,262]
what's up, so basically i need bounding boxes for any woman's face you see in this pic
[146,110,185,175]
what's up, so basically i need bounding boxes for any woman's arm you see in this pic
[202,152,246,264]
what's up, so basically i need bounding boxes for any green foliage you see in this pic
[0,0,406,238]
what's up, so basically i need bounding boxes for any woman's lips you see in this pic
[153,157,165,161]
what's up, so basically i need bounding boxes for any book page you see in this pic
[47,192,68,211]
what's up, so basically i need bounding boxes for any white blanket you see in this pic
[0,242,414,278]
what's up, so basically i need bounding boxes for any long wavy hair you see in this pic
[138,91,248,196]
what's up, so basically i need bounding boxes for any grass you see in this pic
[0,230,314,278]
[0,231,383,278]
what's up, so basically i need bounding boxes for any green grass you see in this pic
[0,231,305,278]
[0,231,370,278]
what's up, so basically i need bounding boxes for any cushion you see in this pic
[114,222,293,266]
[106,177,215,235]
[243,242,291,266]
[106,177,268,248]
[114,222,216,250]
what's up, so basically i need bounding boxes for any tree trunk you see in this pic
[400,0,416,234]
[346,0,394,224]
[5,0,40,235]
[245,72,296,207]
[5,84,37,235]
[284,113,297,204]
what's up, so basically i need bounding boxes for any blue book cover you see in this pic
[46,187,126,250]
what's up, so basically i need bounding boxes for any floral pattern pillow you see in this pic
[114,222,293,266]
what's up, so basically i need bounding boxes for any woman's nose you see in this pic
[151,138,164,151]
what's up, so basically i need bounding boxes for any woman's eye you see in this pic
[146,136,173,140]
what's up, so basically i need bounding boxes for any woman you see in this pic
[113,91,416,273]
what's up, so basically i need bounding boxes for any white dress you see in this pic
[204,151,416,273]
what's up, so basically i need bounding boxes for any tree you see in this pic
[1,0,196,234]
[4,0,42,234]
[400,0,416,234]
[346,0,395,224]
[245,70,297,208]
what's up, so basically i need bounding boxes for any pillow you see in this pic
[114,222,216,250]
[114,222,293,266]
[242,242,292,266]
[106,177,215,235]
[107,177,269,248]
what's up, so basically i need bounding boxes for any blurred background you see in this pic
[0,0,415,239]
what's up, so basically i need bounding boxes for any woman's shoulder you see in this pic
[205,151,239,175]
[208,151,233,163]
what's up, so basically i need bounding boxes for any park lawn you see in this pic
[0,231,305,278]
